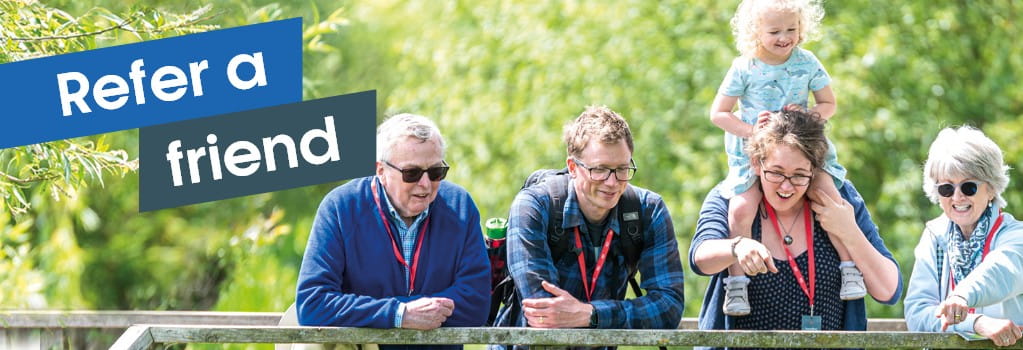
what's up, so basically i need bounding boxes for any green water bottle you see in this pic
[484,218,508,289]
[485,217,507,240]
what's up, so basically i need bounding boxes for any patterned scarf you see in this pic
[946,205,995,285]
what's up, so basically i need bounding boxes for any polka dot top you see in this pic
[732,213,846,349]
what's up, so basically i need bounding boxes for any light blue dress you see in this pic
[717,47,846,198]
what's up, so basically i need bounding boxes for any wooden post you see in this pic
[109,325,153,350]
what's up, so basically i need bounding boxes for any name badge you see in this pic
[801,315,822,331]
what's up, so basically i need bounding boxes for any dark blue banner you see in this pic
[139,91,377,211]
[0,18,302,149]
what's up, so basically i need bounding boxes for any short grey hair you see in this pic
[922,126,1010,208]
[376,113,446,162]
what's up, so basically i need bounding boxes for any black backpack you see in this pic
[487,168,646,326]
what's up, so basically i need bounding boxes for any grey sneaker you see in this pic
[723,278,751,316]
[840,265,867,300]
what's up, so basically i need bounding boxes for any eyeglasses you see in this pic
[383,160,449,183]
[761,169,813,186]
[936,181,980,198]
[572,158,637,181]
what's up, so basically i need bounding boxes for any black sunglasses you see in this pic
[936,181,980,198]
[383,160,449,183]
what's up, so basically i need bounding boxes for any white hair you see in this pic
[922,125,1010,208]
[376,113,446,162]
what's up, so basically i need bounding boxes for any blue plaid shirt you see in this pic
[505,179,685,329]
[378,176,431,328]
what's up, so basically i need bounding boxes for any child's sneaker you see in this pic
[723,277,751,316]
[840,265,867,300]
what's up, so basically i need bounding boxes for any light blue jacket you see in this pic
[905,207,1023,334]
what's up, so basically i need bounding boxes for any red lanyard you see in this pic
[371,179,430,295]
[765,200,815,312]
[949,211,1005,311]
[574,226,615,301]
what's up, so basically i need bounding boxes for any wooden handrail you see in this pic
[0,311,906,331]
[0,310,280,328]
[110,325,1018,349]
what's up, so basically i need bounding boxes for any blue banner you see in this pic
[139,91,377,211]
[0,17,302,149]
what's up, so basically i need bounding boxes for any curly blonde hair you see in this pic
[730,0,825,57]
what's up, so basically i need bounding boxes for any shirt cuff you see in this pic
[589,300,613,329]
[951,313,981,335]
[394,302,406,328]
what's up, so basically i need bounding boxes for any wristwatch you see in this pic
[589,306,599,328]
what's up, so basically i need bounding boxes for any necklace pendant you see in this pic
[783,235,794,245]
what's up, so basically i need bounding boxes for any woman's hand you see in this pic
[935,294,970,330]
[974,315,1023,347]
[732,237,779,275]
[809,189,858,245]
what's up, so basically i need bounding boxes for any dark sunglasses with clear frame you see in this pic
[572,158,637,181]
[936,181,980,197]
[383,160,450,183]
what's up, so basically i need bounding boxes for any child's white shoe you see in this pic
[723,277,751,316]
[840,265,866,300]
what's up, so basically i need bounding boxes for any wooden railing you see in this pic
[3,311,1004,349]
[0,311,279,349]
[110,325,1022,349]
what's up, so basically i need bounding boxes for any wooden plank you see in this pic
[109,326,154,350]
[0,312,908,331]
[0,329,41,349]
[39,328,65,349]
[677,318,907,331]
[0,311,280,328]
[141,326,1022,349]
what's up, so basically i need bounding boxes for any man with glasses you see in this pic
[496,106,685,337]
[296,113,489,349]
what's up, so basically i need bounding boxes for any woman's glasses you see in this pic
[383,160,449,183]
[936,181,979,197]
[761,169,813,186]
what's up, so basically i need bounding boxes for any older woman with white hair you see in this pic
[905,126,1023,347]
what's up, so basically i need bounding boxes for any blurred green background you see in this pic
[2,0,1022,347]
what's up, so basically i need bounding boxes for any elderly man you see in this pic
[493,106,685,342]
[297,113,490,349]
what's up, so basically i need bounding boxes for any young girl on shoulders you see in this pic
[708,0,864,317]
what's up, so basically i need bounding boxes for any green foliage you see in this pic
[2,3,1023,346]
[0,139,136,216]
[0,0,216,309]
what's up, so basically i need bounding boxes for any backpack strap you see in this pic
[617,185,644,296]
[543,170,572,259]
[618,185,643,269]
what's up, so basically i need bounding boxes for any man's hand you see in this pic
[521,281,592,328]
[733,237,779,276]
[400,297,454,330]
[974,315,1023,347]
